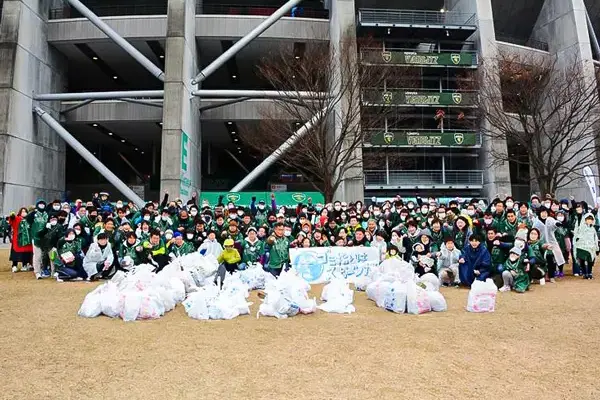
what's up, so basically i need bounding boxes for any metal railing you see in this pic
[358,9,477,27]
[495,34,549,52]
[202,4,329,19]
[364,170,484,186]
[49,2,328,19]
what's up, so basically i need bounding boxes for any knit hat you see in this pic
[515,228,528,241]
[173,232,182,238]
[509,247,522,256]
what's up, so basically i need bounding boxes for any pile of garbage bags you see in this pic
[365,258,447,315]
[257,269,317,319]
[234,263,275,290]
[466,278,498,313]
[78,253,219,321]
[318,278,356,314]
[182,273,253,320]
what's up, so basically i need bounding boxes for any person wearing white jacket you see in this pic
[83,233,114,280]
[198,231,223,259]
[436,238,461,286]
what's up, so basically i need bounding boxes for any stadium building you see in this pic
[0,0,599,212]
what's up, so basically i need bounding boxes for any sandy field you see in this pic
[1,249,599,400]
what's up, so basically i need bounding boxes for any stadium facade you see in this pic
[0,0,599,213]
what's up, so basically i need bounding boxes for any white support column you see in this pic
[385,155,390,186]
[442,155,446,184]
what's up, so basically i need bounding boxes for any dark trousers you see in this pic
[546,254,556,279]
[578,259,594,276]
[215,262,239,286]
[152,254,169,272]
[57,257,85,280]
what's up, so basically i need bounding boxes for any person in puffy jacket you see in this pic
[215,238,242,286]
[83,232,114,280]
[199,230,223,258]
[436,237,461,286]
[458,234,492,286]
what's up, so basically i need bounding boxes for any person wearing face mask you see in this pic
[414,205,430,230]
[221,219,243,244]
[185,228,197,246]
[504,197,515,212]
[155,208,174,234]
[83,232,115,280]
[553,210,571,278]
[241,227,266,268]
[54,228,85,282]
[474,211,497,237]
[72,222,91,253]
[530,194,541,211]
[265,222,290,276]
[176,209,193,233]
[573,213,599,279]
[168,232,196,259]
[27,200,49,279]
[8,207,34,273]
[136,221,152,242]
[77,207,98,234]
[499,247,529,293]
[41,211,69,277]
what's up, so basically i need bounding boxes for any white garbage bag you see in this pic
[366,280,392,307]
[138,290,165,320]
[427,291,448,312]
[100,282,121,318]
[382,281,407,314]
[318,279,355,314]
[120,291,144,322]
[466,279,498,313]
[183,291,210,320]
[78,285,103,318]
[418,273,441,291]
[406,282,431,315]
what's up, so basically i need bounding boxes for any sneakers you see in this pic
[11,266,18,273]
[73,277,83,282]
[558,272,565,278]
[20,265,29,272]
[499,285,511,292]
[35,272,42,280]
[574,273,580,277]
[539,278,546,286]
[549,278,556,283]
[41,268,51,278]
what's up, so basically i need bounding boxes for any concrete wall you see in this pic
[47,15,329,43]
[449,0,512,199]
[532,0,598,203]
[0,0,67,214]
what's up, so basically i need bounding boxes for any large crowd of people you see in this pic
[4,191,599,292]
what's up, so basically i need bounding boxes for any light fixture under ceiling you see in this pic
[108,132,113,136]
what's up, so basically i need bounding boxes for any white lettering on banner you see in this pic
[289,247,379,284]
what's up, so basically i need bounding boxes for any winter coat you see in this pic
[218,248,242,265]
[437,243,461,271]
[83,242,114,277]
[242,238,265,264]
[54,239,83,268]
[533,217,565,266]
[266,235,290,269]
[168,241,196,258]
[574,215,599,262]
[8,215,33,253]
[459,244,492,285]
[27,210,48,243]
[119,241,145,266]
[503,257,529,293]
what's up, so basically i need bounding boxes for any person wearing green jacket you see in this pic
[27,200,49,278]
[54,229,85,281]
[266,222,290,276]
[168,232,196,258]
[497,210,519,238]
[500,247,530,293]
[525,228,552,283]
[241,227,265,268]
[119,232,145,268]
[142,230,168,271]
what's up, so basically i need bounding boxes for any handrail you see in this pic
[361,47,478,54]
[202,4,329,19]
[363,88,478,93]
[495,34,549,52]
[358,8,477,27]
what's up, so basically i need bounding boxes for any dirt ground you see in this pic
[1,249,599,400]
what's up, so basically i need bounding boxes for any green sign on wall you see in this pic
[369,131,479,147]
[199,192,326,207]
[180,132,191,197]
[362,50,477,66]
[363,90,475,106]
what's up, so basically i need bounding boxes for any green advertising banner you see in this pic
[363,90,474,106]
[369,131,478,147]
[199,192,325,207]
[180,131,192,197]
[362,50,476,66]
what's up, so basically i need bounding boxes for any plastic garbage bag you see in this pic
[467,278,498,313]
[406,282,431,315]
[100,282,121,318]
[168,277,186,303]
[383,281,407,314]
[353,275,371,291]
[183,291,210,320]
[318,279,355,314]
[366,280,392,307]
[138,291,165,320]
[120,291,143,322]
[427,291,448,312]
[418,273,441,291]
[78,285,103,318]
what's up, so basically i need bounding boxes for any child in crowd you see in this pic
[574,213,599,279]
[437,237,461,287]
[500,247,529,293]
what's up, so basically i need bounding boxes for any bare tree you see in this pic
[240,33,392,202]
[474,51,600,195]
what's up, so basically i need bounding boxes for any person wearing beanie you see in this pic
[500,247,529,293]
[458,233,492,286]
[83,232,115,280]
[436,237,461,287]
[54,228,85,282]
[168,231,195,258]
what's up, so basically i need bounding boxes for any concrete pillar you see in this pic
[330,0,365,203]
[160,0,201,201]
[0,0,67,214]
[531,0,597,203]
[448,0,512,199]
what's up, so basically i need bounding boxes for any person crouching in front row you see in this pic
[437,237,461,287]
[83,232,115,280]
[458,234,492,286]
[215,238,242,286]
[53,228,85,282]
[499,247,529,293]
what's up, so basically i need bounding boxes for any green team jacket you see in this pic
[54,239,82,268]
[242,239,265,264]
[169,241,196,257]
[503,258,529,293]
[119,241,145,265]
[29,211,48,242]
[497,219,518,237]
[267,235,290,269]
[527,240,547,272]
